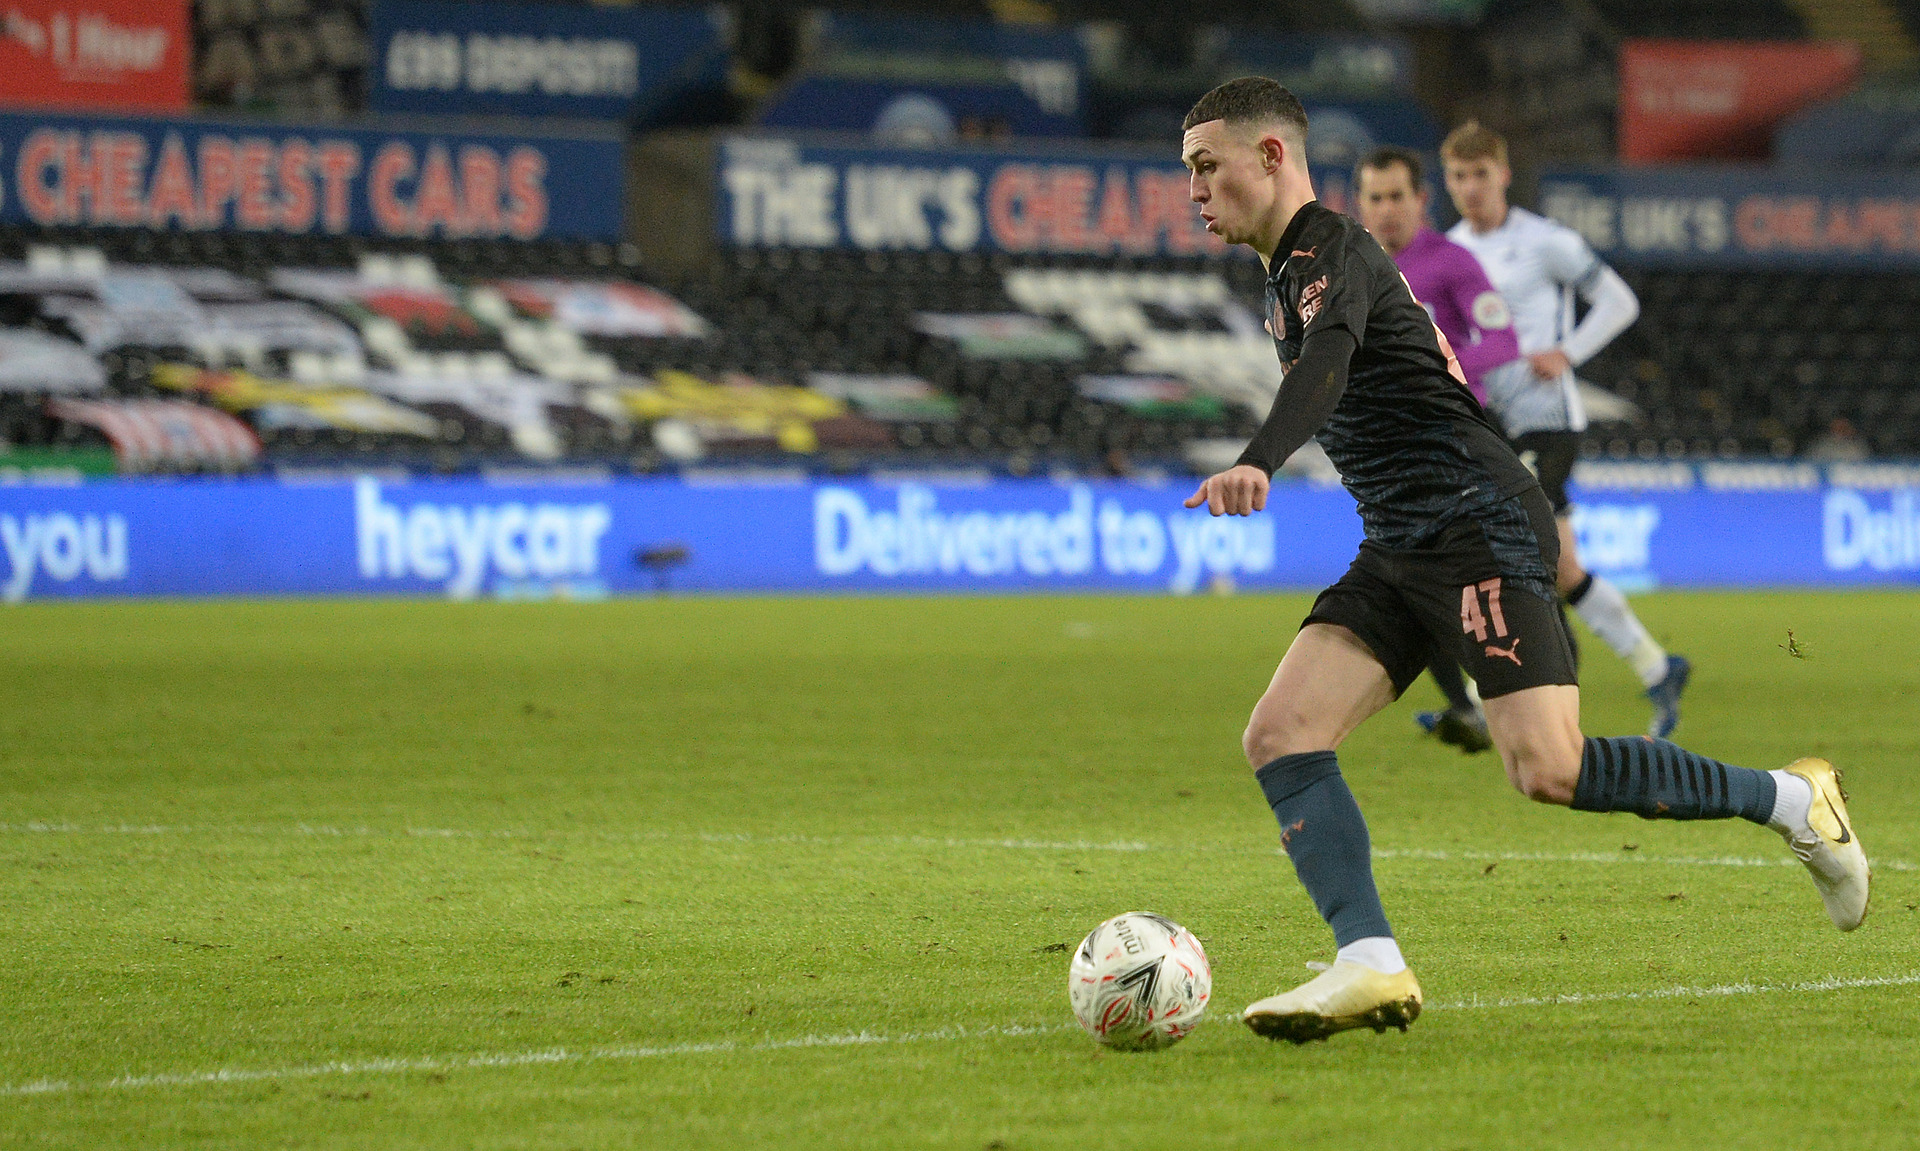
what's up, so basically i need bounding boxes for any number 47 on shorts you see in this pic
[1462,578,1523,666]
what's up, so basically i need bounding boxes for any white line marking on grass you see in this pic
[4,821,1913,872]
[1370,846,1920,872]
[0,1023,1076,1099]
[6,974,1918,1099]
[1432,972,1920,1012]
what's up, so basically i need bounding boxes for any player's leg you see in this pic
[1523,430,1692,736]
[1241,563,1427,1043]
[1443,488,1866,929]
[1479,682,1867,929]
[1413,654,1491,753]
[1243,624,1401,968]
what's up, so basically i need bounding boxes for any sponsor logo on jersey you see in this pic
[1298,274,1328,326]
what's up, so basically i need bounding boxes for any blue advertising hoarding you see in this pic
[1,468,1916,602]
[1541,167,1920,268]
[759,77,1082,140]
[761,11,1086,138]
[0,109,625,241]
[369,0,730,122]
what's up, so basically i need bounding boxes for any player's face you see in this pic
[1443,156,1510,228]
[1355,163,1426,254]
[1182,120,1278,249]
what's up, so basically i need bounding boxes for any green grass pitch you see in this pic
[2,591,1917,1149]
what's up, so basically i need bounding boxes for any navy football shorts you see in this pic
[1302,485,1578,700]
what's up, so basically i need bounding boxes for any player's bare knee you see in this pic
[1508,743,1581,805]
[1241,720,1285,769]
[1242,704,1321,768]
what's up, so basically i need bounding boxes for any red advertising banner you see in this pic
[0,0,189,112]
[1619,40,1861,164]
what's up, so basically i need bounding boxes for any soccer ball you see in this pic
[1068,912,1212,1050]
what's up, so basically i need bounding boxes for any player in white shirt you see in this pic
[1441,122,1691,738]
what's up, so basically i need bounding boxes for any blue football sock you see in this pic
[1255,751,1394,946]
[1572,736,1776,823]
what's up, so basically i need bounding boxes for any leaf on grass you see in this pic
[1033,942,1069,953]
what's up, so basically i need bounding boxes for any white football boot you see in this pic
[1781,757,1870,931]
[1242,960,1422,1044]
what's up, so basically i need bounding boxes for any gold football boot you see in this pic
[1242,960,1423,1044]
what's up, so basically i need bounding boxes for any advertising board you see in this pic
[0,109,624,240]
[717,136,1367,256]
[718,135,1229,256]
[1,469,1916,601]
[761,11,1085,138]
[0,0,189,111]
[369,0,729,122]
[1541,167,1920,269]
[1618,40,1859,163]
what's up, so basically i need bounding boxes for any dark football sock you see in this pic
[1427,657,1476,714]
[1572,737,1776,823]
[1255,751,1393,946]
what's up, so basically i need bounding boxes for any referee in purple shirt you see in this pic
[1355,145,1523,750]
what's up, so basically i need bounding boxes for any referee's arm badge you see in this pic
[1471,290,1512,330]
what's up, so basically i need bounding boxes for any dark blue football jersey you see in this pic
[1266,201,1540,548]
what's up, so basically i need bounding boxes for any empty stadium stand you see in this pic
[2,222,1917,478]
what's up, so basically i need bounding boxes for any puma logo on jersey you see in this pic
[1485,637,1523,666]
[1291,246,1318,258]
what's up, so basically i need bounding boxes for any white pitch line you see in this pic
[1430,971,1920,1011]
[0,1022,1074,1099]
[6,973,1917,1099]
[2,821,1912,872]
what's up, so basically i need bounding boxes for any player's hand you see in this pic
[1528,349,1571,380]
[1184,465,1270,517]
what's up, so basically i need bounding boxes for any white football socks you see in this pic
[1336,936,1407,975]
[1570,574,1670,687]
[1767,770,1813,836]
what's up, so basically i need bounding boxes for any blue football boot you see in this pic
[1646,654,1691,739]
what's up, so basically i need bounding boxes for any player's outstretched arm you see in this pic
[1185,327,1356,516]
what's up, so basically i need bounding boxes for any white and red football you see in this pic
[1067,911,1212,1050]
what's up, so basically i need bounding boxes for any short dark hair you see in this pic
[1182,76,1309,138]
[1358,146,1424,190]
